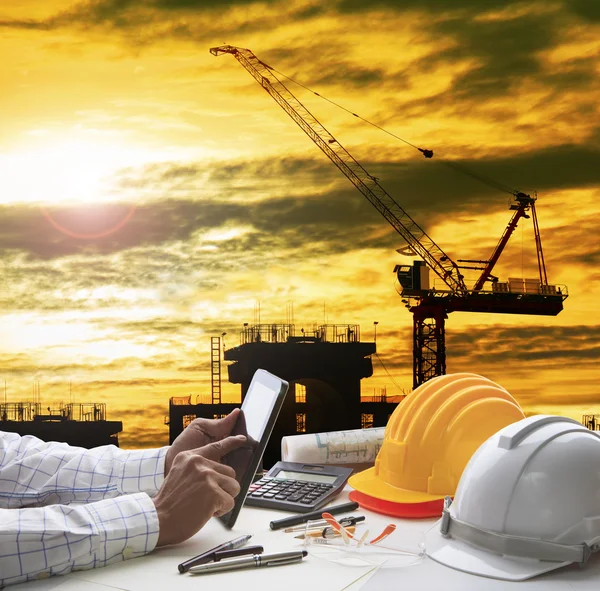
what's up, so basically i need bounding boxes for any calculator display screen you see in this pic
[275,470,337,484]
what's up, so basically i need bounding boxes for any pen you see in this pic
[189,550,308,575]
[178,534,252,573]
[269,501,359,530]
[295,525,356,540]
[214,545,264,561]
[284,515,365,533]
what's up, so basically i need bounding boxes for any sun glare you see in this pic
[1,134,202,207]
[2,139,124,206]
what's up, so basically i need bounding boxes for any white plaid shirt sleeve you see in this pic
[0,432,169,587]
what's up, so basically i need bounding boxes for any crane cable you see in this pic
[374,352,407,394]
[264,63,518,197]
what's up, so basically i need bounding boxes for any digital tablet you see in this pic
[218,369,289,528]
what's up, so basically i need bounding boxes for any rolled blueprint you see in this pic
[281,427,386,465]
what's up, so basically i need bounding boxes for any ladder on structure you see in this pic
[211,337,222,405]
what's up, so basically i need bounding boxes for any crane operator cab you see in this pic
[394,261,430,296]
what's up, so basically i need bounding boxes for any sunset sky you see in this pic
[1,0,599,448]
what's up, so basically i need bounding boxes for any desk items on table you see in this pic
[177,534,254,573]
[269,500,359,530]
[349,374,600,582]
[281,426,385,466]
[189,550,308,575]
[177,371,600,585]
[178,503,362,577]
[285,515,365,533]
[275,373,600,583]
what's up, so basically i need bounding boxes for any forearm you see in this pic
[0,493,159,587]
[0,433,168,507]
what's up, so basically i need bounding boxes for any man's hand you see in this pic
[153,435,246,547]
[165,409,241,476]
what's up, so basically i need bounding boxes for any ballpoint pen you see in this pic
[178,534,252,573]
[294,525,356,540]
[284,516,365,533]
[214,545,264,561]
[189,550,308,575]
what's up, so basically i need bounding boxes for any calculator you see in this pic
[244,461,354,513]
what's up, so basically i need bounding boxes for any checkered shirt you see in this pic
[0,432,168,587]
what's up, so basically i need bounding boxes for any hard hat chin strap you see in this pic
[440,497,600,565]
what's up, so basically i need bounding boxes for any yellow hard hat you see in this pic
[348,373,525,517]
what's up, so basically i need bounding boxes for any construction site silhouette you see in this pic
[167,323,402,467]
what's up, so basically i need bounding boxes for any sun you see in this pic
[0,135,146,207]
[1,131,213,238]
[1,132,173,238]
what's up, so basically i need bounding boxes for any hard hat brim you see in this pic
[349,466,448,505]
[425,519,571,581]
[348,489,445,518]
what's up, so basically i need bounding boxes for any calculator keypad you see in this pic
[246,477,336,511]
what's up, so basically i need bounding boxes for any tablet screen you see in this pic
[226,381,278,481]
[218,369,288,527]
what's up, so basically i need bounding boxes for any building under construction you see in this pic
[0,401,122,448]
[167,323,404,467]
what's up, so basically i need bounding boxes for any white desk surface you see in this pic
[17,488,600,591]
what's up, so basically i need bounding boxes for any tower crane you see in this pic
[210,45,568,388]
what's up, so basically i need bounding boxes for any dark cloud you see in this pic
[446,324,600,370]
[1,0,597,113]
[109,403,166,419]
[329,2,599,118]
[563,0,600,23]
[154,0,260,7]
[522,392,600,406]
[84,377,204,388]
[372,323,600,376]
[299,62,384,88]
[0,355,186,376]
[119,427,168,449]
[414,10,561,98]
[0,0,263,30]
[1,136,598,304]
[336,0,600,25]
[0,0,284,44]
[337,0,520,12]
[0,199,223,260]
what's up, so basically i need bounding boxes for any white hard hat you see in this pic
[425,415,600,581]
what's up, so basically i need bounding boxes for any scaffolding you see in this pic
[582,415,600,431]
[0,402,106,422]
[211,336,222,404]
[361,386,388,403]
[0,402,39,422]
[240,323,361,344]
[241,323,294,344]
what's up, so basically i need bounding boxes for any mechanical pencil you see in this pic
[189,550,307,575]
[295,525,356,540]
[269,501,359,530]
[177,534,252,573]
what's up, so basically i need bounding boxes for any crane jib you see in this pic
[210,45,467,295]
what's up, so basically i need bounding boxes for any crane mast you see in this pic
[210,45,467,295]
[211,45,567,388]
